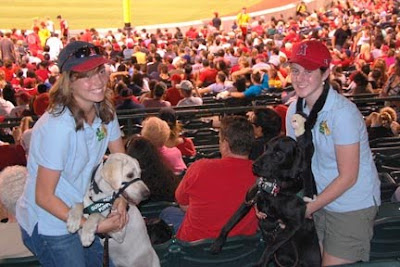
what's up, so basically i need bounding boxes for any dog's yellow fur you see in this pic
[365,106,400,135]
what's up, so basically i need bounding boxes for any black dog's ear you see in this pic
[274,151,285,164]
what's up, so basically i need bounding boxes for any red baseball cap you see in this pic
[288,40,331,70]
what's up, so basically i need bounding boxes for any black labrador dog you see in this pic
[210,136,321,267]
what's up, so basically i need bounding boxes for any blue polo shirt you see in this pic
[16,108,121,236]
[286,88,381,212]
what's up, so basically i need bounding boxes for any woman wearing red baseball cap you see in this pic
[286,40,380,266]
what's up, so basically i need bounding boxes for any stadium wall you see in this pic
[75,0,332,36]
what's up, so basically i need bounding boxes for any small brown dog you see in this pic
[365,107,400,140]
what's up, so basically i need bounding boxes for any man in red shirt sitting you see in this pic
[197,59,218,88]
[165,74,184,106]
[161,116,258,241]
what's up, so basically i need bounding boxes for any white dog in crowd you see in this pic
[0,165,28,217]
[0,154,159,267]
[66,153,160,267]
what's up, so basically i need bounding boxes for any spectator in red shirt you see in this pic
[21,77,38,97]
[35,62,49,82]
[164,74,184,106]
[33,83,49,116]
[57,15,69,38]
[26,26,42,54]
[252,20,265,36]
[80,29,92,43]
[160,116,258,240]
[283,27,300,44]
[197,59,218,87]
[1,60,15,82]
[185,26,198,40]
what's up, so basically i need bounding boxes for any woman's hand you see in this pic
[112,197,129,229]
[12,126,22,144]
[305,203,314,219]
[96,198,129,234]
[96,214,123,234]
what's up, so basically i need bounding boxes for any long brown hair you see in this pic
[48,68,115,131]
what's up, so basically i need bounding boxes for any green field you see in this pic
[0,0,262,30]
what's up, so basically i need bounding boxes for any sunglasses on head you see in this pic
[60,46,103,71]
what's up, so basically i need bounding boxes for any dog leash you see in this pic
[103,236,110,267]
[253,178,300,267]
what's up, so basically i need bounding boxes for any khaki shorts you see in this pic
[313,206,378,262]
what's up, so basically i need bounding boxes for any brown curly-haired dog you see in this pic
[365,107,400,139]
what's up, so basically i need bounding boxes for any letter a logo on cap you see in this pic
[297,43,308,56]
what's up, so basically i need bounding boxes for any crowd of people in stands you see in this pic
[0,1,398,122]
[0,0,400,265]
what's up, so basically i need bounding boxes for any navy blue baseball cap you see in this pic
[58,41,108,72]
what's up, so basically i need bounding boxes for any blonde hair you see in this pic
[141,116,170,147]
[360,43,371,54]
[48,68,115,131]
[169,121,182,141]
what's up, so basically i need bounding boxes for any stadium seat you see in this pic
[191,128,219,146]
[154,233,265,267]
[370,202,400,260]
[0,256,41,267]
[370,137,400,149]
[182,119,213,130]
[339,258,400,266]
[389,171,400,184]
[378,173,399,203]
[372,147,400,173]
[139,201,178,219]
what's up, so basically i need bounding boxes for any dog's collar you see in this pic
[83,196,113,215]
[112,178,142,200]
[257,177,280,197]
[83,178,142,215]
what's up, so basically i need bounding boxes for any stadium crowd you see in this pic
[0,1,399,123]
[1,0,400,265]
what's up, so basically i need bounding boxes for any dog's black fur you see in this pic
[210,136,321,267]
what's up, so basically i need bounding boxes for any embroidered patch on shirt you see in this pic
[96,124,107,141]
[319,121,331,135]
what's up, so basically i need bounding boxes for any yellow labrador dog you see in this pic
[67,153,160,267]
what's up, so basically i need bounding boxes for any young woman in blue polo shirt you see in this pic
[16,41,127,267]
[286,40,381,266]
